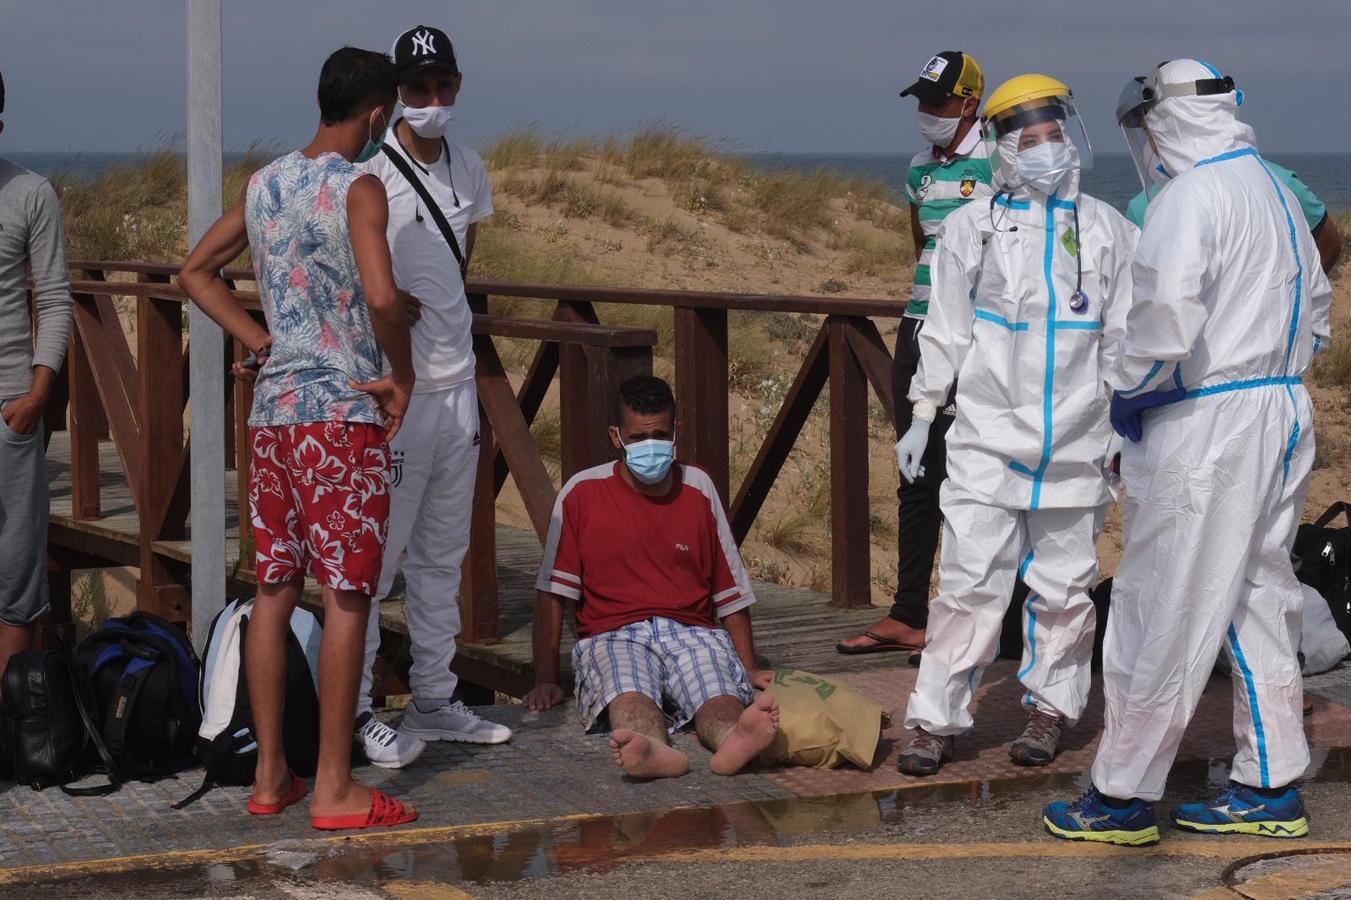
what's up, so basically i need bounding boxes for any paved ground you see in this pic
[4,662,1351,896]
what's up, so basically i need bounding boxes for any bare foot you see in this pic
[836,617,925,652]
[609,729,690,779]
[310,778,414,820]
[710,693,781,775]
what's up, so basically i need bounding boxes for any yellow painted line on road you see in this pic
[653,839,1351,865]
[384,880,477,900]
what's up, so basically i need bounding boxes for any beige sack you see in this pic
[758,669,887,769]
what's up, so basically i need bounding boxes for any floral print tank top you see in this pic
[245,151,383,427]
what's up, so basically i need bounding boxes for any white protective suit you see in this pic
[1091,60,1334,801]
[903,165,1139,736]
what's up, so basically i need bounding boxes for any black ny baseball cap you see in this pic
[899,50,985,105]
[391,25,459,83]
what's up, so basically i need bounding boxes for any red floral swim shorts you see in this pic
[248,422,390,594]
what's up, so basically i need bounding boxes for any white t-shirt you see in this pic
[360,132,494,391]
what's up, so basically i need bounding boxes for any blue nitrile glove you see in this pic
[895,418,932,483]
[1110,387,1185,442]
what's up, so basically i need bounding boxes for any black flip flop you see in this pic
[836,630,924,656]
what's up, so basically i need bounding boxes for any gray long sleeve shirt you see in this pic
[0,158,73,400]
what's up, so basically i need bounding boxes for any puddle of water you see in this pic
[20,746,1351,896]
[1225,848,1351,899]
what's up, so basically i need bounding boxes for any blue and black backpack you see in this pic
[66,611,201,794]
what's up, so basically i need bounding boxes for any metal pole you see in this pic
[187,0,225,648]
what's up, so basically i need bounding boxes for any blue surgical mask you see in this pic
[354,110,389,164]
[620,435,676,484]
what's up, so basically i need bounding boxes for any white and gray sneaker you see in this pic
[400,700,513,744]
[357,711,427,769]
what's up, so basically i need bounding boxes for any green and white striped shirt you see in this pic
[904,128,996,318]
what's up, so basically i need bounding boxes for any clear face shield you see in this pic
[1117,76,1164,195]
[986,94,1093,197]
[1121,63,1241,192]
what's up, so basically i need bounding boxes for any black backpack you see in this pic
[68,612,201,793]
[174,596,321,809]
[1293,502,1351,638]
[0,650,102,790]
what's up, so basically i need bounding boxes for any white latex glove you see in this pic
[895,418,932,484]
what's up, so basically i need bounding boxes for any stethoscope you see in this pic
[986,189,1089,314]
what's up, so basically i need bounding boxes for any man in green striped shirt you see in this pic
[838,50,996,657]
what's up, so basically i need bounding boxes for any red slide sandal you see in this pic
[247,771,308,816]
[310,788,419,831]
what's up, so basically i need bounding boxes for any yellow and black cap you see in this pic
[900,51,984,104]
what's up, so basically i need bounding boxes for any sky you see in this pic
[2,0,1349,155]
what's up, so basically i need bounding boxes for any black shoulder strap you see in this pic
[380,140,468,277]
[1315,502,1351,531]
[60,657,124,798]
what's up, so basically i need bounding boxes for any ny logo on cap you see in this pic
[411,29,437,56]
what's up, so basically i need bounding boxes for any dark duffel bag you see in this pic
[0,650,102,790]
[1293,502,1351,639]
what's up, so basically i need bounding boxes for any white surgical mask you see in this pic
[403,104,455,139]
[1016,140,1073,196]
[917,111,961,148]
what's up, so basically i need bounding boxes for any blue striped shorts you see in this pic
[571,617,754,733]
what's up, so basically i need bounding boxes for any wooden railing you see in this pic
[44,261,899,658]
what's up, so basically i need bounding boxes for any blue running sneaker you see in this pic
[1043,788,1160,846]
[1171,781,1309,837]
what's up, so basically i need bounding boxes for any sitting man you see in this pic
[523,375,779,779]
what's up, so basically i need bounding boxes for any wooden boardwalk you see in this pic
[45,431,901,696]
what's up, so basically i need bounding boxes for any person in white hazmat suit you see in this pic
[1044,59,1334,847]
[895,74,1138,776]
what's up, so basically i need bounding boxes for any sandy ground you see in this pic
[478,157,1351,607]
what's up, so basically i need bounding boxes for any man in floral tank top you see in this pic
[181,47,418,832]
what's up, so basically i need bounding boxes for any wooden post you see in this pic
[222,329,236,469]
[68,333,104,520]
[461,290,498,644]
[674,306,730,504]
[827,317,872,609]
[39,559,72,651]
[460,398,499,644]
[555,300,600,479]
[233,324,258,574]
[136,293,188,622]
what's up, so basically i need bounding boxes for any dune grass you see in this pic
[52,144,272,264]
[481,125,904,244]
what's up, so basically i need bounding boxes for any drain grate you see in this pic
[1224,848,1351,899]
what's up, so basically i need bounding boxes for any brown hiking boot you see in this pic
[1010,710,1065,767]
[898,728,954,776]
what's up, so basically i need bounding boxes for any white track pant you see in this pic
[904,484,1100,735]
[358,380,479,713]
[1092,386,1312,801]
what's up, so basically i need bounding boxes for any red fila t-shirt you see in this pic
[535,462,757,639]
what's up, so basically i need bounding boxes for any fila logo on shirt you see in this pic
[411,29,437,56]
[675,543,690,552]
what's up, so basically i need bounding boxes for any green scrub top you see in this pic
[1126,159,1327,232]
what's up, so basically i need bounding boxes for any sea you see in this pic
[7,150,1350,216]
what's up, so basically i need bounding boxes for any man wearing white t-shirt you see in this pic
[355,24,512,767]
